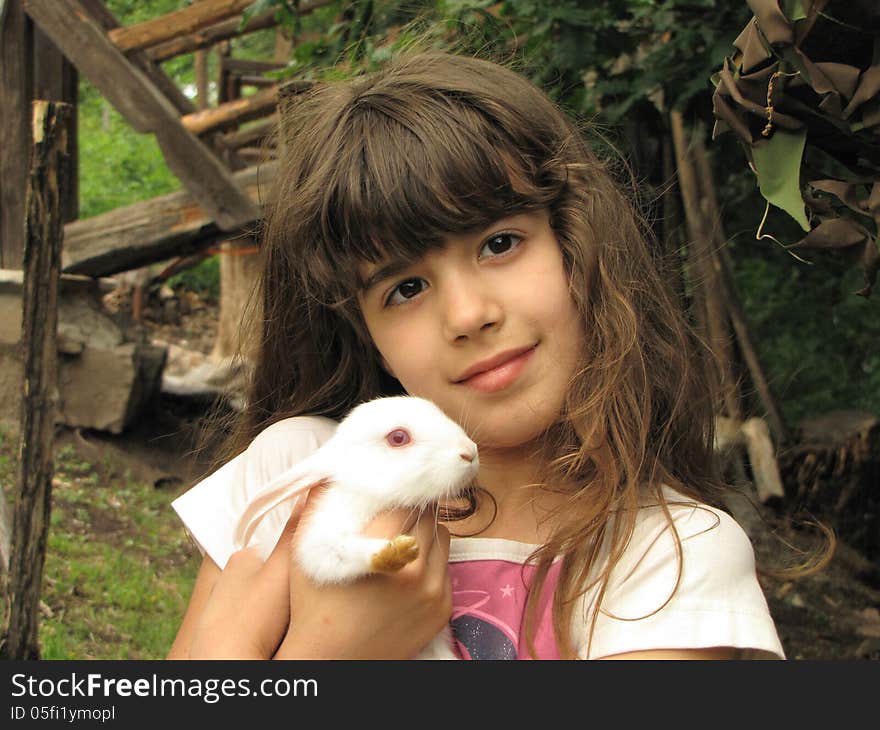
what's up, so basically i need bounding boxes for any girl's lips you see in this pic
[457,346,536,393]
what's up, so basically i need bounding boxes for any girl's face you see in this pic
[358,209,584,450]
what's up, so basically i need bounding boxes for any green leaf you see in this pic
[751,129,810,231]
[782,0,808,21]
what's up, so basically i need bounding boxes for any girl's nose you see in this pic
[441,272,503,341]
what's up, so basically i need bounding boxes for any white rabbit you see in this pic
[232,395,479,660]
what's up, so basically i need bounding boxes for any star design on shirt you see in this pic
[501,584,514,598]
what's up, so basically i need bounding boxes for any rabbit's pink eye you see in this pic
[385,428,412,447]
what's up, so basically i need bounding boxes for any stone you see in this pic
[0,269,167,435]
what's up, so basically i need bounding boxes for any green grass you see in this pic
[0,430,201,659]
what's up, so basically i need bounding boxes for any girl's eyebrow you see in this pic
[360,258,413,294]
[359,214,534,293]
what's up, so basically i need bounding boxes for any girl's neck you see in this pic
[451,441,572,544]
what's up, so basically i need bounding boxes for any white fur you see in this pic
[233,396,478,660]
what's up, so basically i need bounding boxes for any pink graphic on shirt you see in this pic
[449,558,562,660]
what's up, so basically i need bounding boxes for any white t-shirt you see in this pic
[172,416,785,660]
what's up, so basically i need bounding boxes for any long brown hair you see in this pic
[220,49,823,658]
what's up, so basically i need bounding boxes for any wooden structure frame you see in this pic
[3,0,334,278]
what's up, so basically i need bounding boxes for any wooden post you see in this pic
[670,111,741,421]
[1,0,34,270]
[195,48,209,110]
[1,101,71,660]
[690,133,792,445]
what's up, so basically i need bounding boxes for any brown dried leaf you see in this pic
[795,218,868,249]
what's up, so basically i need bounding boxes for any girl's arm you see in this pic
[166,555,222,659]
[601,647,738,660]
[169,503,453,660]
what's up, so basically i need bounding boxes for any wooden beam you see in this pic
[147,9,277,63]
[78,0,196,116]
[180,85,278,134]
[223,58,287,74]
[145,0,332,63]
[240,74,278,88]
[182,84,279,135]
[24,0,260,231]
[220,115,277,149]
[107,0,253,53]
[62,162,276,277]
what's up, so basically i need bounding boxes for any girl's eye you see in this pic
[385,428,412,447]
[479,232,523,258]
[385,278,426,306]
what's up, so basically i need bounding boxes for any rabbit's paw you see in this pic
[370,535,419,573]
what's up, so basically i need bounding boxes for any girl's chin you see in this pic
[469,419,557,453]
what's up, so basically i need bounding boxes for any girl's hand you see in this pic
[187,488,452,660]
[186,515,299,659]
[275,491,453,660]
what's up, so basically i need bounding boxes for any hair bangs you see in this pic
[313,89,561,294]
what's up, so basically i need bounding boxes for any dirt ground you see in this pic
[82,284,880,661]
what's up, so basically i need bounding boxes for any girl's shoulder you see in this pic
[588,485,784,659]
[247,414,340,451]
[634,485,746,545]
[172,414,339,568]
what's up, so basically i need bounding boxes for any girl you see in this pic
[168,49,805,660]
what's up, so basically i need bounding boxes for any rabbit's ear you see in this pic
[233,463,328,552]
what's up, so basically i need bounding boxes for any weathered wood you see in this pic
[740,417,786,502]
[240,74,278,88]
[107,0,253,53]
[670,111,741,420]
[62,162,276,278]
[221,116,277,149]
[211,237,262,362]
[216,39,231,105]
[32,25,78,223]
[24,0,261,231]
[779,410,879,558]
[223,58,287,74]
[78,0,196,116]
[690,132,792,445]
[195,48,209,110]
[3,101,71,660]
[2,1,78,270]
[274,26,294,62]
[145,1,332,63]
[182,85,279,135]
[147,9,278,63]
[0,0,32,270]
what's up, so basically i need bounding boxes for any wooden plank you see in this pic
[147,9,277,63]
[24,0,260,231]
[62,162,275,277]
[145,0,331,63]
[107,0,253,53]
[223,58,287,74]
[182,85,279,135]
